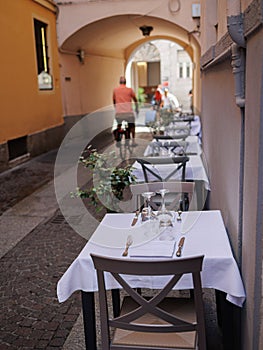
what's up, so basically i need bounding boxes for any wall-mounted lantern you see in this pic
[139,25,153,37]
[77,49,85,64]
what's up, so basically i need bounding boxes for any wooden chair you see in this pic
[130,181,196,212]
[153,134,189,141]
[164,124,191,139]
[149,141,188,156]
[136,156,189,183]
[91,254,207,350]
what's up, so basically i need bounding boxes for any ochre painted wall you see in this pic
[0,0,63,144]
[59,53,124,116]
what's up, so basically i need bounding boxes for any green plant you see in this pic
[72,147,137,212]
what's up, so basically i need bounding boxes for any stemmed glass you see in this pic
[141,192,155,221]
[156,189,173,226]
[141,191,159,238]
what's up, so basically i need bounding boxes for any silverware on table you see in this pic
[122,235,133,256]
[131,210,140,226]
[176,237,185,257]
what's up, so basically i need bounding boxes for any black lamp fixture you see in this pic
[139,25,153,37]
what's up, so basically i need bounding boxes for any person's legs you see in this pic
[115,115,125,142]
[125,113,136,145]
[129,123,135,139]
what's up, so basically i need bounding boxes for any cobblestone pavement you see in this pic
[0,211,85,349]
[0,129,223,349]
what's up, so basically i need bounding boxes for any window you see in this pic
[186,63,191,78]
[179,63,183,78]
[34,19,52,90]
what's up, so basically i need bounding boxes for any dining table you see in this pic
[144,136,202,157]
[57,210,246,350]
[165,115,202,140]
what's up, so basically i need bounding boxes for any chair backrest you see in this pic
[130,181,196,211]
[153,134,189,141]
[136,156,189,183]
[149,141,188,156]
[91,254,206,350]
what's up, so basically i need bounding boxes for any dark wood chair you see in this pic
[136,156,189,183]
[91,254,206,350]
[149,140,189,156]
[130,181,196,212]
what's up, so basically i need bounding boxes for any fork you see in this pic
[122,235,133,256]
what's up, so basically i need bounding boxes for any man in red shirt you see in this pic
[113,76,139,146]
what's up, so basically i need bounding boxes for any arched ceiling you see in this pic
[132,42,161,62]
[60,15,198,60]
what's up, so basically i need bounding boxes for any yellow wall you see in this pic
[59,53,124,116]
[0,0,63,143]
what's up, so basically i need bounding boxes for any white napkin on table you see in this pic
[129,240,176,258]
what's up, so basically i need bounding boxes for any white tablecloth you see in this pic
[165,116,202,140]
[144,139,202,157]
[132,155,210,190]
[57,211,246,307]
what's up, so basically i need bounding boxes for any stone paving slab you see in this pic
[0,181,59,259]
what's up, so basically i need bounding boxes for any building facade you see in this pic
[200,0,263,348]
[0,0,63,171]
[0,0,262,348]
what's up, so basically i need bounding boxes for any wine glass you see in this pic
[141,191,159,238]
[176,198,183,221]
[141,191,155,221]
[156,189,173,227]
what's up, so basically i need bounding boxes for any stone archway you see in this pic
[56,6,201,117]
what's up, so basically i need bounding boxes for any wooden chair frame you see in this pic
[136,156,189,183]
[130,181,196,212]
[91,254,206,350]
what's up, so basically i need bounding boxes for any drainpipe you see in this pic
[227,0,246,267]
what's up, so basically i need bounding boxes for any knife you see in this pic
[131,210,140,226]
[176,237,185,257]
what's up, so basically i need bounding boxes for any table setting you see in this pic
[57,205,246,350]
[57,209,245,307]
[144,138,202,157]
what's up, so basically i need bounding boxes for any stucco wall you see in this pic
[201,59,241,258]
[242,28,263,350]
[0,0,63,144]
[59,53,124,116]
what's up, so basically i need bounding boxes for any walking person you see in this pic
[113,76,139,146]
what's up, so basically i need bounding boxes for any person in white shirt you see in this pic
[161,88,180,111]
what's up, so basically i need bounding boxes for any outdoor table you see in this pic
[144,138,202,157]
[57,210,246,350]
[167,115,202,139]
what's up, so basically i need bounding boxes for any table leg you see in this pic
[215,290,241,350]
[81,291,97,350]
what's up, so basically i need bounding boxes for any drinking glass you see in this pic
[141,191,155,221]
[156,189,173,226]
[141,191,159,238]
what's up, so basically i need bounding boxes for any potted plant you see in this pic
[72,147,137,213]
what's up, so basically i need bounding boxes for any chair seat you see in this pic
[113,296,197,349]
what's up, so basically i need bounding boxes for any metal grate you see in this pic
[50,214,66,224]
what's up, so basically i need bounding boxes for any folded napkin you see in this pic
[129,240,176,258]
